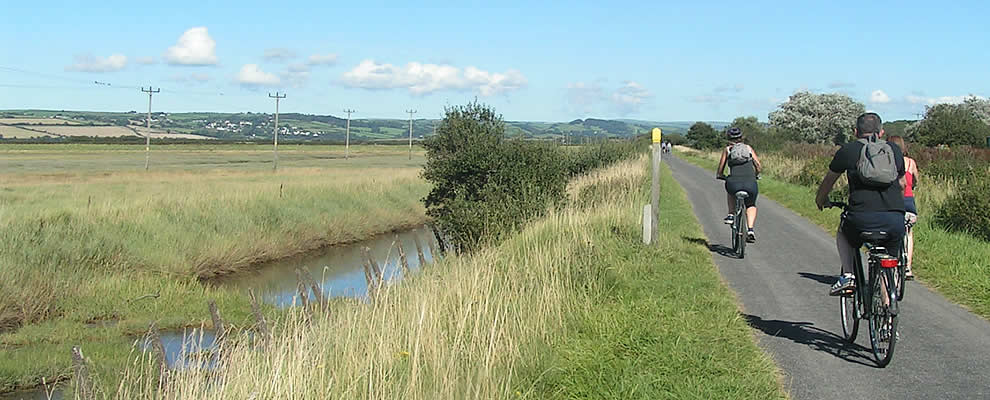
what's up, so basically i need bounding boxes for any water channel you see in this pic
[0,227,443,399]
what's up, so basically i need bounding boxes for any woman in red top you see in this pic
[889,136,918,279]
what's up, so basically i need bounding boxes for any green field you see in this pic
[0,144,430,392]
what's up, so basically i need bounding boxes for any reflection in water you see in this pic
[218,227,440,307]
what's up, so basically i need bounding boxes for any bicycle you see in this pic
[828,201,901,367]
[894,214,916,300]
[717,176,748,259]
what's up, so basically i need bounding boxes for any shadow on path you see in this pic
[799,272,837,286]
[682,236,738,259]
[743,314,878,368]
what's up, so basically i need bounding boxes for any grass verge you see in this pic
[110,156,784,399]
[675,148,990,320]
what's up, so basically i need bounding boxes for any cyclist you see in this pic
[888,135,918,279]
[716,127,763,242]
[815,113,906,296]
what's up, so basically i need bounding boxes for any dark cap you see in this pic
[856,112,883,135]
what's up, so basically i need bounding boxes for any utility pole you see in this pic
[269,92,286,170]
[406,109,417,160]
[141,87,160,170]
[343,109,355,159]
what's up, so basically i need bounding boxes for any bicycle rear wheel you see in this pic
[737,207,747,259]
[840,290,859,342]
[869,267,899,367]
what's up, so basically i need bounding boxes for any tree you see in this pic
[962,96,990,126]
[768,91,865,144]
[914,103,990,147]
[686,121,722,150]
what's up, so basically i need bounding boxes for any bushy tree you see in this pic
[962,96,990,126]
[421,102,571,253]
[686,121,722,150]
[914,103,990,147]
[768,91,865,144]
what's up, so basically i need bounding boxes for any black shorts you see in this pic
[904,197,917,214]
[725,179,758,208]
[840,211,905,257]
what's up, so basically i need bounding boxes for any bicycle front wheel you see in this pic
[840,290,859,342]
[869,267,899,367]
[897,234,908,300]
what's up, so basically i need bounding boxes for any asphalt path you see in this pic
[667,154,990,399]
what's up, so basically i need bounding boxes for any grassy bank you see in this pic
[0,145,430,392]
[675,147,990,319]
[111,156,783,399]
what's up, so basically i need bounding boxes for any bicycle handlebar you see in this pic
[825,201,849,210]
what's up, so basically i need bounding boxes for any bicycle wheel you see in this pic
[736,206,747,259]
[730,214,739,255]
[896,234,907,300]
[839,289,859,342]
[869,267,899,367]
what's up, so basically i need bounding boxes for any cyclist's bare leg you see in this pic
[726,193,735,214]
[746,206,757,229]
[837,228,856,275]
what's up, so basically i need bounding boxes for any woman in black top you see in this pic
[716,127,763,242]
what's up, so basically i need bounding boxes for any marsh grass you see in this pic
[109,156,783,399]
[0,145,429,391]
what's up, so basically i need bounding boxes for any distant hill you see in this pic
[0,109,729,142]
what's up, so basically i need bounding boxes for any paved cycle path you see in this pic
[667,154,990,399]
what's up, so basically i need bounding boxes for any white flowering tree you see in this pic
[768,91,865,144]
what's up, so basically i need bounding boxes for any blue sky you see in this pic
[1,0,987,122]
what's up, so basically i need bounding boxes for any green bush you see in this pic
[934,179,990,241]
[422,102,641,253]
[791,156,832,187]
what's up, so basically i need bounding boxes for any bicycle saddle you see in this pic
[735,191,749,198]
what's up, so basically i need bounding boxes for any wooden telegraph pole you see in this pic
[269,92,286,170]
[141,87,160,170]
[406,109,417,160]
[343,109,355,159]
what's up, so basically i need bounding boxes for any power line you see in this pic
[406,109,417,160]
[343,109,355,159]
[269,92,286,170]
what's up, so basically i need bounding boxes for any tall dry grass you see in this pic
[112,156,649,399]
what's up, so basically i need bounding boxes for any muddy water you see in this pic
[0,227,443,399]
[217,227,441,306]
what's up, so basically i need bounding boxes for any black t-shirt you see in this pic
[828,139,906,213]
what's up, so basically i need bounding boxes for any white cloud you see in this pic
[611,81,652,115]
[164,27,218,66]
[870,89,891,104]
[307,53,338,66]
[566,81,605,113]
[263,48,296,61]
[236,64,280,87]
[135,56,157,65]
[340,60,526,96]
[64,54,127,72]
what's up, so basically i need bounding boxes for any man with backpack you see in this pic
[815,112,906,296]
